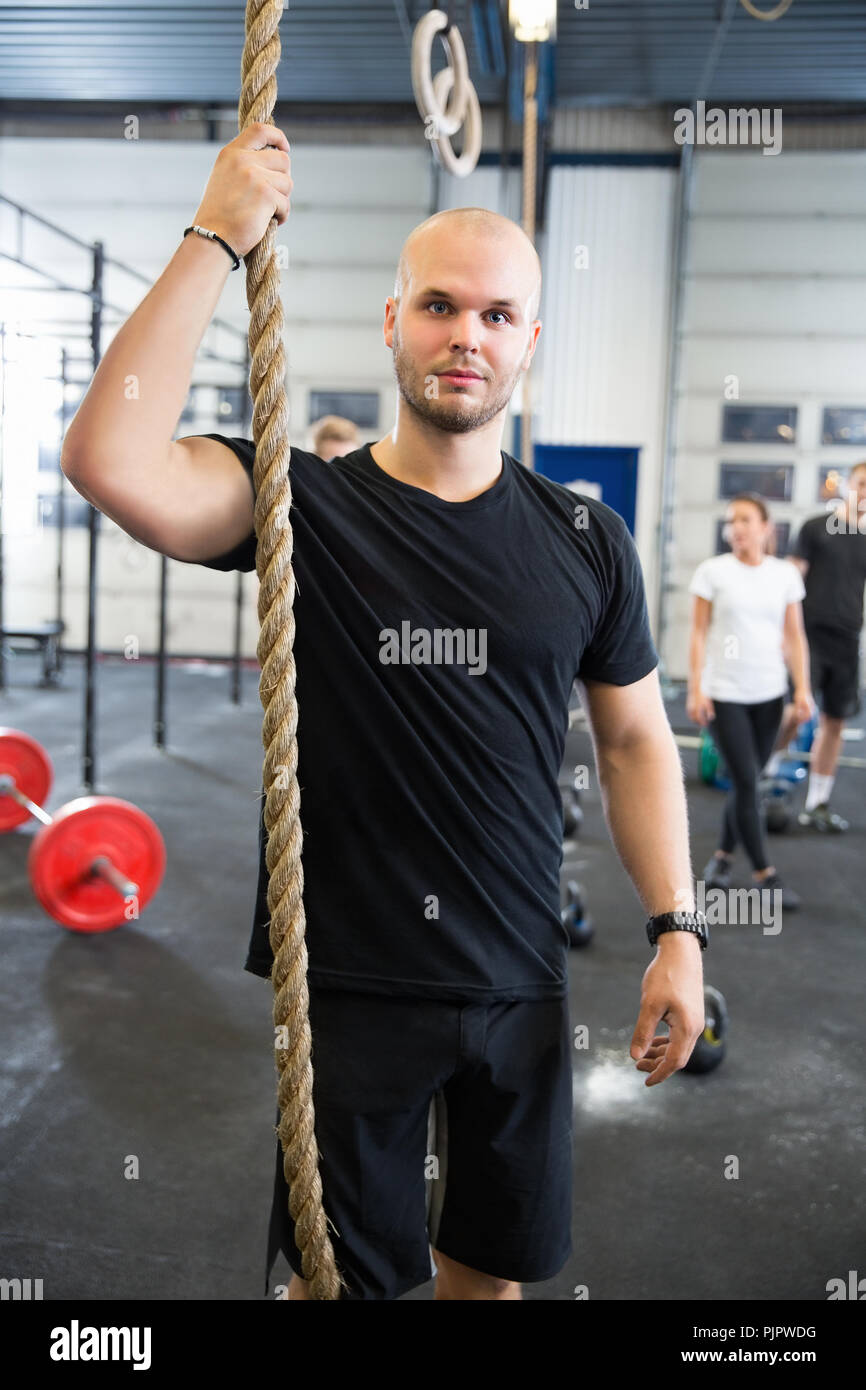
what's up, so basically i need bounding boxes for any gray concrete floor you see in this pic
[1,653,863,1300]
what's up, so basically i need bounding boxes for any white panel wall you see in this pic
[665,150,866,678]
[437,161,677,616]
[4,133,865,678]
[537,165,678,616]
[0,137,433,654]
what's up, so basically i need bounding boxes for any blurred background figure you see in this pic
[787,461,866,831]
[686,493,812,908]
[310,414,360,460]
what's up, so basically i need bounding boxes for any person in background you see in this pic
[787,461,866,831]
[310,414,360,460]
[687,493,813,909]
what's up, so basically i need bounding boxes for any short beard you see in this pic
[391,327,521,435]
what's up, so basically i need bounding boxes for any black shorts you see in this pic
[806,624,862,720]
[264,989,574,1300]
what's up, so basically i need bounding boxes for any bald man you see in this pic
[62,123,705,1303]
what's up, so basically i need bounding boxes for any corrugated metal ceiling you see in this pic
[0,1,864,109]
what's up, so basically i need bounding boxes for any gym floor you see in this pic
[1,654,862,1301]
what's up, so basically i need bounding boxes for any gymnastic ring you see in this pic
[429,65,482,179]
[739,0,794,20]
[411,8,471,140]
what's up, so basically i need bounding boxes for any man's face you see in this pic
[384,230,540,435]
[848,466,866,511]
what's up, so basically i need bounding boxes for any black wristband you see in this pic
[646,910,709,951]
[183,224,241,271]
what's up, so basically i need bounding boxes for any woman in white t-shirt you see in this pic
[687,493,814,908]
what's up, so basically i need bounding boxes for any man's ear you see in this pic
[383,296,397,346]
[524,319,542,368]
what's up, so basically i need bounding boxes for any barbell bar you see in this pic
[571,703,866,769]
[0,727,165,932]
[672,732,866,770]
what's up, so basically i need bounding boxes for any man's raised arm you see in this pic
[60,123,292,562]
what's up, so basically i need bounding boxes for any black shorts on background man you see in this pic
[795,513,866,720]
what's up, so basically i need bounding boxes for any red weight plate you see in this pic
[0,727,53,831]
[28,796,166,932]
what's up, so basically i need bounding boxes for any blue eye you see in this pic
[426,301,511,325]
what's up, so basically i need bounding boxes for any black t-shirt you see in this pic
[198,436,658,1002]
[794,513,866,635]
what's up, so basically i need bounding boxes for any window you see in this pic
[718,463,793,503]
[179,388,197,424]
[715,518,790,559]
[309,390,379,429]
[38,441,61,473]
[721,405,797,444]
[37,488,92,528]
[821,408,866,447]
[217,386,247,426]
[817,465,849,504]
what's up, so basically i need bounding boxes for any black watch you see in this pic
[646,910,709,951]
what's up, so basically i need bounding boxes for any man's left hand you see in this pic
[630,935,706,1086]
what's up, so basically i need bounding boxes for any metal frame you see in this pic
[0,193,251,786]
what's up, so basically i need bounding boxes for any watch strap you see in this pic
[646,910,709,951]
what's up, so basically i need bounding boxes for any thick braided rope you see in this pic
[519,42,538,472]
[238,0,343,1300]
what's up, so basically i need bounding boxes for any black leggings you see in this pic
[709,696,785,872]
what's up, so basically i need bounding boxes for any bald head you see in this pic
[393,207,542,324]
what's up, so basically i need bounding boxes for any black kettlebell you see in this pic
[561,879,594,948]
[562,790,583,839]
[683,984,728,1074]
[761,781,793,834]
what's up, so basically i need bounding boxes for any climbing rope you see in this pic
[519,42,539,472]
[238,0,344,1301]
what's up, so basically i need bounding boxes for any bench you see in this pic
[1,621,65,686]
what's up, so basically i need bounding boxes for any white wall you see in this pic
[437,160,677,617]
[0,136,433,654]
[536,164,677,619]
[3,132,865,674]
[665,150,866,678]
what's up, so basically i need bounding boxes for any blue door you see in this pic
[513,435,640,536]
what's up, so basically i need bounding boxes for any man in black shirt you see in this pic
[60,123,706,1302]
[790,462,866,830]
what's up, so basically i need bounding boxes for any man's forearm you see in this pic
[595,730,696,920]
[61,234,231,477]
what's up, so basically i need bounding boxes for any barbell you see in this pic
[0,727,165,932]
[571,702,866,770]
[674,730,866,771]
